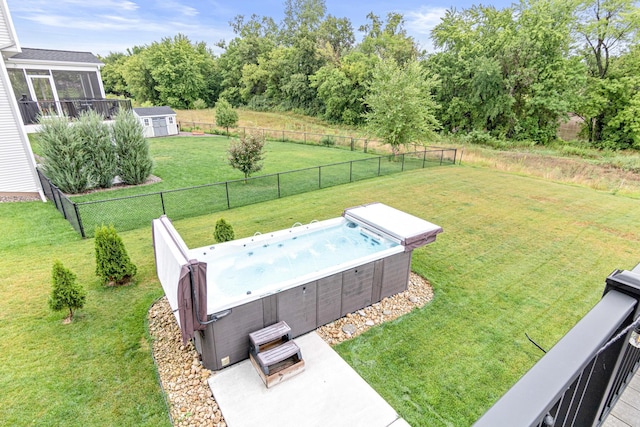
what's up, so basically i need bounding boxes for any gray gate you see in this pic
[152,117,168,136]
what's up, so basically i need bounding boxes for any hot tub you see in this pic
[152,203,442,370]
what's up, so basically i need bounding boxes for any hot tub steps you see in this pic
[249,321,304,388]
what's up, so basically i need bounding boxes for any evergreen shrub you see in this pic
[48,260,86,322]
[94,224,137,285]
[214,218,235,243]
[112,110,153,185]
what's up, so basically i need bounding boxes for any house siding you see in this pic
[0,5,12,48]
[0,58,41,194]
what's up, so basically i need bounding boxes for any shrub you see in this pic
[320,136,335,147]
[94,224,137,286]
[48,260,86,323]
[75,110,117,188]
[112,110,153,185]
[228,132,266,181]
[214,218,235,243]
[39,115,90,194]
[192,98,207,110]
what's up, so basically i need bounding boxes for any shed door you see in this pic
[152,117,168,136]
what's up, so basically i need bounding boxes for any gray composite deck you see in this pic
[604,370,640,427]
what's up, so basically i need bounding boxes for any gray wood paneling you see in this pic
[262,294,277,326]
[372,259,384,303]
[277,281,317,338]
[210,299,264,370]
[380,252,412,299]
[341,262,374,316]
[317,273,343,326]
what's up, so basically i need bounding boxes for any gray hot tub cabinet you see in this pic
[153,202,442,372]
[194,251,413,371]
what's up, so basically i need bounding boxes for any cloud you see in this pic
[405,6,448,35]
[404,6,448,52]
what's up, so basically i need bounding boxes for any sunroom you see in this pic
[4,48,130,127]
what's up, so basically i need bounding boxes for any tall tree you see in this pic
[364,59,440,155]
[574,0,640,143]
[217,14,278,105]
[99,52,129,97]
[429,0,578,143]
[359,12,422,65]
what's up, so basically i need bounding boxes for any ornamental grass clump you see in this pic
[48,260,86,323]
[94,224,137,286]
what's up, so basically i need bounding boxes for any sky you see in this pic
[5,0,513,57]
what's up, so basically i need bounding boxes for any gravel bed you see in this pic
[0,195,41,202]
[147,272,434,426]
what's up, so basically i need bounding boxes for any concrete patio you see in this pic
[208,331,410,427]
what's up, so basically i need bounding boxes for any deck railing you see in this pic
[18,98,132,125]
[474,265,640,427]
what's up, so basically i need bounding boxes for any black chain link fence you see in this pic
[38,148,457,238]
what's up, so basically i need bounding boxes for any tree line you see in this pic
[100,0,640,150]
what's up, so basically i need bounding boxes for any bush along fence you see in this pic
[37,148,457,238]
[180,121,403,154]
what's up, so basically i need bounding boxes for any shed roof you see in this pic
[133,106,176,117]
[10,47,102,64]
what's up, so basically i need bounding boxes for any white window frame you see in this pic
[143,118,150,126]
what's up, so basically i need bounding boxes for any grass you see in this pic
[176,108,363,137]
[42,136,377,203]
[60,138,445,235]
[3,162,640,425]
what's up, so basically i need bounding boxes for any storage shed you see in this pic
[133,106,178,138]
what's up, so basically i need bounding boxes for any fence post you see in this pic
[350,161,353,182]
[440,150,444,166]
[364,140,368,154]
[277,173,281,198]
[160,192,166,215]
[74,203,86,238]
[225,182,230,209]
[351,138,354,151]
[402,154,405,172]
[58,191,69,220]
[378,156,381,176]
[423,149,427,168]
[318,166,322,189]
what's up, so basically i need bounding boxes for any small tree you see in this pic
[215,98,238,137]
[364,59,440,156]
[39,115,90,194]
[112,110,153,185]
[95,224,137,286]
[214,218,235,243]
[76,110,117,188]
[228,132,265,181]
[48,260,86,323]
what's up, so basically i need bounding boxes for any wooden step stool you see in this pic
[249,321,305,388]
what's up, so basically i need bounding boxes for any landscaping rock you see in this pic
[342,324,357,335]
[148,272,433,426]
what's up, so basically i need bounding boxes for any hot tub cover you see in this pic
[343,202,443,251]
[152,216,208,344]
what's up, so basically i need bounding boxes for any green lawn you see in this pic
[2,164,639,426]
[68,136,377,202]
